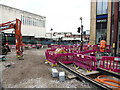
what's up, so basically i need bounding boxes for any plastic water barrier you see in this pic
[74,53,97,71]
[56,53,74,64]
[99,56,120,72]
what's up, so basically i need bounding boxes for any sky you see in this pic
[0,0,91,34]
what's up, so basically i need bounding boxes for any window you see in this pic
[36,19,38,26]
[97,0,102,15]
[25,17,27,25]
[112,1,114,16]
[33,18,34,26]
[119,0,120,20]
[27,17,29,25]
[23,16,24,25]
[28,17,30,25]
[97,0,108,15]
[43,21,45,27]
[34,19,36,26]
[21,15,22,24]
[119,1,120,11]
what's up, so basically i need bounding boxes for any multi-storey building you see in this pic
[90,0,120,54]
[0,4,46,44]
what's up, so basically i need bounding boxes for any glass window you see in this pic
[119,1,120,11]
[25,17,27,25]
[112,0,114,16]
[39,20,42,27]
[97,0,102,15]
[33,18,34,26]
[103,1,108,14]
[27,17,28,25]
[36,19,38,26]
[23,16,24,25]
[97,0,108,15]
[34,19,36,26]
[21,15,22,24]
[28,17,30,25]
[43,21,45,27]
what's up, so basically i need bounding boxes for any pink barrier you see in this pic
[49,44,111,53]
[74,53,98,71]
[56,53,74,64]
[93,45,100,52]
[45,49,74,64]
[99,56,120,72]
[45,49,57,64]
[105,45,111,52]
[78,50,96,55]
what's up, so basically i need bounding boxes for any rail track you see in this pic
[97,67,120,79]
[58,61,119,90]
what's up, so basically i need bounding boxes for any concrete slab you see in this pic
[59,72,65,82]
[52,68,58,78]
[67,74,76,79]
[84,71,100,76]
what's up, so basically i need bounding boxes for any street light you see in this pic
[77,17,83,51]
[50,28,53,39]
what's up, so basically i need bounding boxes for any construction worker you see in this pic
[88,42,90,45]
[100,39,106,52]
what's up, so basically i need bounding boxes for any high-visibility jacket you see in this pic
[88,42,90,45]
[100,40,106,49]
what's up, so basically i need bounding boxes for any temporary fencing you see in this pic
[74,53,98,71]
[45,49,73,64]
[99,56,120,72]
[56,53,74,64]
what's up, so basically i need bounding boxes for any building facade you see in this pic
[46,31,90,43]
[90,0,120,53]
[0,4,46,39]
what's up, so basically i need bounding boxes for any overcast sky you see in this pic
[0,0,91,34]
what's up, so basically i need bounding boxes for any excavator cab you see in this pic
[1,32,11,55]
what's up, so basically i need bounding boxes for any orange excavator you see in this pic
[0,19,24,59]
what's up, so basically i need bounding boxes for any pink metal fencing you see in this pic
[93,45,100,52]
[45,49,74,64]
[99,56,120,72]
[105,45,111,52]
[48,44,111,53]
[56,53,74,64]
[74,53,98,71]
[45,49,57,64]
[78,50,96,55]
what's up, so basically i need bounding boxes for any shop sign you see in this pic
[97,19,107,23]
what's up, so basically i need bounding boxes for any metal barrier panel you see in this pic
[74,53,97,71]
[56,53,74,64]
[99,56,120,72]
[105,45,111,52]
[45,49,57,64]
[78,50,96,55]
[93,45,100,52]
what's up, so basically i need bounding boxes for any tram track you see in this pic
[97,67,120,79]
[58,61,112,90]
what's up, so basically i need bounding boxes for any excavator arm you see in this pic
[0,19,23,59]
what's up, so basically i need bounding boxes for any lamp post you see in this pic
[50,28,53,39]
[80,17,83,51]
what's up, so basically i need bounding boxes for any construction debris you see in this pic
[52,68,58,78]
[59,72,65,82]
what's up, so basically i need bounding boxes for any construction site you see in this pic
[0,0,120,89]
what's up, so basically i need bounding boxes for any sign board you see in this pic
[113,43,115,48]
